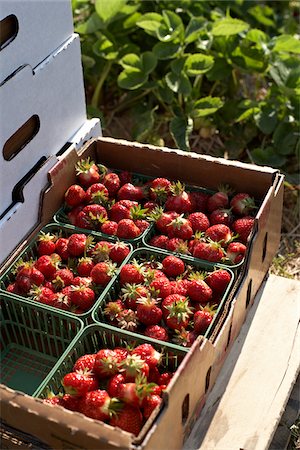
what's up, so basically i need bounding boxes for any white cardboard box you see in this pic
[0,33,87,216]
[0,0,74,84]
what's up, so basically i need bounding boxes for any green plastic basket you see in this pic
[92,247,235,350]
[0,223,133,322]
[0,292,83,396]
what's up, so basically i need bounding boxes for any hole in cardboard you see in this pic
[0,15,19,50]
[245,279,252,309]
[181,394,189,425]
[205,366,212,393]
[3,115,40,161]
[226,323,232,350]
[262,232,268,262]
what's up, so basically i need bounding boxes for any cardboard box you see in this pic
[0,0,74,84]
[0,33,87,216]
[0,136,285,450]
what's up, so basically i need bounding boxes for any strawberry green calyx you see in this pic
[165,298,193,322]
[97,163,108,177]
[117,309,139,331]
[75,157,96,175]
[147,206,165,222]
[12,258,35,274]
[170,181,185,196]
[217,184,234,196]
[129,205,149,220]
[119,354,146,378]
[38,231,56,243]
[188,270,208,281]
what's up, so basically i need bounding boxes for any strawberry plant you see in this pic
[72,0,299,183]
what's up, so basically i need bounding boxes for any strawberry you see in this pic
[75,157,100,187]
[188,212,210,232]
[77,257,95,277]
[226,241,247,264]
[62,370,99,396]
[29,285,57,306]
[73,354,96,372]
[205,269,231,294]
[101,220,118,235]
[230,193,256,216]
[109,202,132,222]
[165,237,190,255]
[70,285,95,311]
[64,184,86,207]
[173,328,197,347]
[119,171,132,185]
[94,349,121,379]
[15,265,44,294]
[116,219,141,239]
[55,238,70,260]
[142,394,162,419]
[193,306,216,335]
[155,210,179,235]
[116,309,139,331]
[207,185,232,213]
[54,292,72,311]
[162,294,193,331]
[102,172,120,197]
[192,241,225,262]
[85,183,109,205]
[232,216,255,243]
[109,404,143,436]
[205,224,232,246]
[165,181,193,213]
[67,206,84,226]
[149,178,171,203]
[109,242,130,264]
[157,372,173,386]
[117,375,155,407]
[90,261,117,286]
[131,343,162,368]
[37,232,56,256]
[134,219,150,233]
[162,255,185,278]
[188,191,210,212]
[72,276,93,287]
[149,277,172,299]
[209,208,234,227]
[104,299,124,324]
[67,234,91,257]
[52,268,74,290]
[145,325,169,342]
[80,389,116,421]
[136,296,163,326]
[166,215,193,240]
[144,200,159,212]
[35,254,61,280]
[187,273,212,304]
[107,373,125,397]
[77,204,108,230]
[61,394,81,412]
[120,261,145,285]
[121,283,148,309]
[148,234,169,249]
[90,241,113,262]
[117,183,145,202]
[169,279,189,296]
[119,354,149,382]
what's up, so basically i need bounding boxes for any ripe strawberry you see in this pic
[131,343,162,368]
[119,170,132,185]
[232,216,255,243]
[55,238,70,260]
[75,157,100,187]
[157,372,173,386]
[70,285,95,311]
[73,354,96,372]
[165,237,190,255]
[120,261,145,285]
[117,375,155,407]
[80,389,115,421]
[142,394,162,419]
[134,219,150,233]
[67,234,90,257]
[136,296,163,326]
[119,354,149,382]
[67,205,84,226]
[162,255,185,278]
[107,373,125,397]
[54,291,72,311]
[162,294,193,331]
[207,185,231,212]
[77,257,95,277]
[188,191,210,212]
[193,306,216,335]
[166,216,193,240]
[109,404,143,436]
[116,219,141,239]
[43,395,64,406]
[188,212,210,232]
[94,349,120,379]
[52,268,74,290]
[121,283,148,309]
[29,285,57,306]
[230,193,256,216]
[117,183,145,201]
[61,394,81,412]
[187,273,212,304]
[226,241,247,264]
[109,202,132,222]
[144,325,169,342]
[64,184,86,207]
[169,279,189,296]
[101,220,118,235]
[77,204,108,230]
[15,265,44,294]
[149,277,172,299]
[37,232,56,256]
[173,328,198,347]
[109,242,130,264]
[72,276,93,287]
[209,208,234,227]
[104,300,124,324]
[165,181,193,213]
[62,370,99,396]
[205,224,232,246]
[90,261,117,286]
[148,234,169,249]
[102,172,120,197]
[192,241,225,262]
[205,269,231,294]
[35,254,61,280]
[149,177,171,203]
[116,309,139,331]
[144,200,158,212]
[90,241,113,262]
[85,183,109,205]
[155,210,179,235]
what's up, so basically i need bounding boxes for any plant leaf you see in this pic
[153,42,181,60]
[272,35,300,54]
[273,123,299,155]
[75,12,103,34]
[165,72,192,96]
[136,13,163,37]
[133,106,158,141]
[192,96,224,117]
[254,107,277,134]
[251,147,286,168]
[248,5,275,28]
[95,0,127,24]
[184,53,214,76]
[141,52,157,74]
[93,37,119,60]
[117,69,147,90]
[211,18,249,37]
[185,17,207,44]
[170,115,193,151]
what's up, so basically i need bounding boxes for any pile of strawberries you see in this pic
[5,229,131,314]
[100,253,232,347]
[44,342,175,436]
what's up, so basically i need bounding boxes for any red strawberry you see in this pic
[148,234,169,249]
[169,279,189,296]
[142,394,162,419]
[205,269,231,294]
[75,157,100,187]
[64,184,86,207]
[192,241,225,262]
[188,191,209,212]
[144,200,159,212]
[119,354,149,382]
[209,208,234,227]
[149,178,171,203]
[134,219,150,233]
[145,325,169,342]
[107,373,125,397]
[117,183,145,201]
[121,283,148,309]
[109,202,131,222]
[94,349,120,379]
[226,241,247,264]
[55,238,70,260]
[116,219,141,239]
[166,216,193,240]
[61,394,81,412]
[54,291,72,311]
[90,261,117,285]
[72,276,93,287]
[131,343,162,368]
[193,306,216,335]
[109,242,130,264]
[101,220,118,235]
[102,172,120,197]
[35,254,61,280]
[188,212,210,232]
[230,193,256,216]
[116,309,139,331]
[162,255,185,278]
[70,285,95,311]
[85,183,109,205]
[67,234,90,257]
[207,185,231,212]
[187,274,212,304]
[205,224,232,246]
[119,171,132,185]
[90,241,113,262]
[117,375,155,407]
[37,232,56,256]
[67,205,84,226]
[73,354,96,372]
[16,265,44,294]
[232,216,255,243]
[29,285,57,306]
[77,257,95,277]
[165,181,193,213]
[80,389,115,421]
[149,277,172,299]
[155,210,179,235]
[136,296,162,326]
[173,328,198,347]
[76,204,108,230]
[165,237,190,255]
[62,371,99,396]
[120,261,145,285]
[104,299,124,324]
[162,294,193,331]
[52,268,74,290]
[109,404,143,436]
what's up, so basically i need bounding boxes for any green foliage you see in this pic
[73,0,300,180]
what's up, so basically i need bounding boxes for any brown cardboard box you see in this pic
[0,137,284,450]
